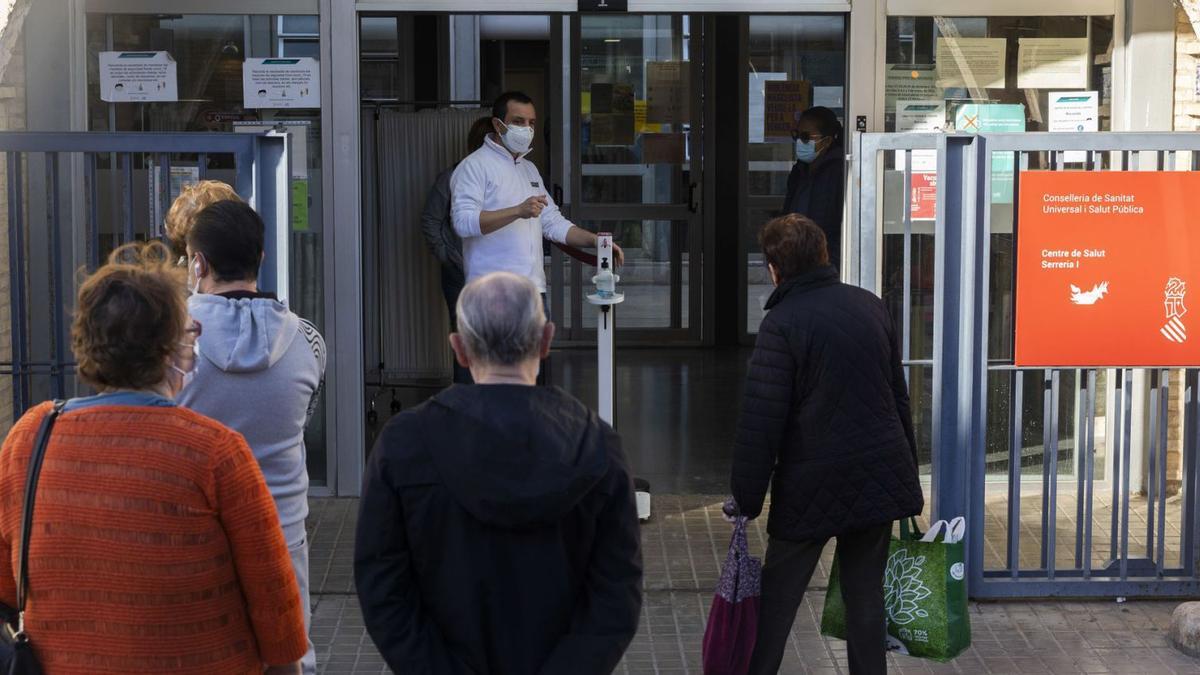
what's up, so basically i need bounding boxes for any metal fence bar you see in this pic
[1148,370,1160,561]
[121,152,134,245]
[1111,370,1124,563]
[1157,370,1170,576]
[86,153,100,271]
[1046,370,1061,578]
[156,152,170,240]
[1120,369,1134,581]
[902,151,912,365]
[45,152,67,399]
[1188,370,1200,576]
[1009,370,1024,577]
[6,151,26,414]
[197,153,207,180]
[1075,370,1087,568]
[1084,369,1097,578]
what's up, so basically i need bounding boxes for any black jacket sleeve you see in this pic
[419,170,462,271]
[730,312,797,519]
[887,309,919,469]
[353,445,475,675]
[539,431,644,675]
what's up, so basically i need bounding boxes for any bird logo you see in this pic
[1070,282,1109,306]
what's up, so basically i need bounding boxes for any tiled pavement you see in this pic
[307,496,1200,674]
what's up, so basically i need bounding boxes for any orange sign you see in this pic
[1016,171,1200,367]
[911,172,937,220]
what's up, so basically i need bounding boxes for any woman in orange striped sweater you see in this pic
[0,242,306,674]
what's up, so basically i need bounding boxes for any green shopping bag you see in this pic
[820,517,971,662]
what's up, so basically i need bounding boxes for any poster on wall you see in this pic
[1048,91,1099,163]
[645,61,688,124]
[763,80,811,141]
[1015,171,1200,366]
[100,51,178,102]
[954,103,1025,203]
[935,38,1007,90]
[748,72,787,143]
[1017,38,1089,90]
[242,57,320,109]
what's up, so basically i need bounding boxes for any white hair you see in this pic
[455,272,546,366]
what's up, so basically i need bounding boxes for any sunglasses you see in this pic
[791,131,826,143]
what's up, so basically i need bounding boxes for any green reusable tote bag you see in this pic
[820,517,971,662]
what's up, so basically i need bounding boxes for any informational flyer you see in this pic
[1048,91,1099,163]
[1015,171,1200,366]
[748,72,787,143]
[1017,38,1089,90]
[100,51,178,102]
[645,61,688,124]
[885,65,939,113]
[763,80,811,141]
[955,103,1025,203]
[243,57,320,109]
[935,38,1007,90]
[895,100,945,173]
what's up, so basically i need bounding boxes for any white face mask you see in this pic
[171,340,200,392]
[497,119,534,154]
[187,255,202,296]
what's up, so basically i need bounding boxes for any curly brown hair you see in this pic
[759,213,830,282]
[164,180,243,258]
[72,241,189,391]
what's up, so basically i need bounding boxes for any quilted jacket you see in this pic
[731,265,924,541]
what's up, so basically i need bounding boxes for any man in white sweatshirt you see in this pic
[451,91,622,295]
[179,199,326,675]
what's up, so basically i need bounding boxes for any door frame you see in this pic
[560,13,705,345]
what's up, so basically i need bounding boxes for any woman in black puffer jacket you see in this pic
[730,214,924,675]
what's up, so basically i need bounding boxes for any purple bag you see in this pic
[702,515,762,675]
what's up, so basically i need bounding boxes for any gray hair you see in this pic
[455,272,546,366]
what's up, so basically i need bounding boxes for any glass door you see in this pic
[741,14,848,338]
[557,14,703,343]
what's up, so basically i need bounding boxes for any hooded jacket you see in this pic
[354,384,643,675]
[179,293,326,544]
[731,266,923,541]
[783,142,845,261]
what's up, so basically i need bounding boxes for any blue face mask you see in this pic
[795,139,818,164]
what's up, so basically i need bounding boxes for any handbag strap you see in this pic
[15,400,66,635]
[899,516,924,541]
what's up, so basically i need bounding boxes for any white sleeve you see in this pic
[450,159,485,238]
[539,181,574,245]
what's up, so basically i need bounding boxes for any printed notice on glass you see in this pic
[895,100,945,173]
[748,72,787,143]
[1049,91,1099,163]
[645,61,688,125]
[1017,38,1088,89]
[763,80,811,141]
[243,58,320,109]
[100,51,178,102]
[935,38,1007,90]
[885,65,938,113]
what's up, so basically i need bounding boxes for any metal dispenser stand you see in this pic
[586,233,651,521]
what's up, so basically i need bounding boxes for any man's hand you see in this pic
[516,195,548,219]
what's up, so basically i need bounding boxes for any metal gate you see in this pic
[0,131,289,425]
[852,132,1200,598]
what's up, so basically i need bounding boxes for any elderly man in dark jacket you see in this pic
[354,271,643,675]
[731,214,924,675]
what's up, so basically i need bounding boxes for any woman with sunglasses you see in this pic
[783,106,845,266]
[0,242,306,674]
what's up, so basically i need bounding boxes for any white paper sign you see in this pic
[748,72,787,143]
[100,51,178,102]
[896,100,945,173]
[936,37,1007,90]
[885,65,938,113]
[243,58,321,109]
[1049,91,1098,163]
[1017,38,1089,89]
